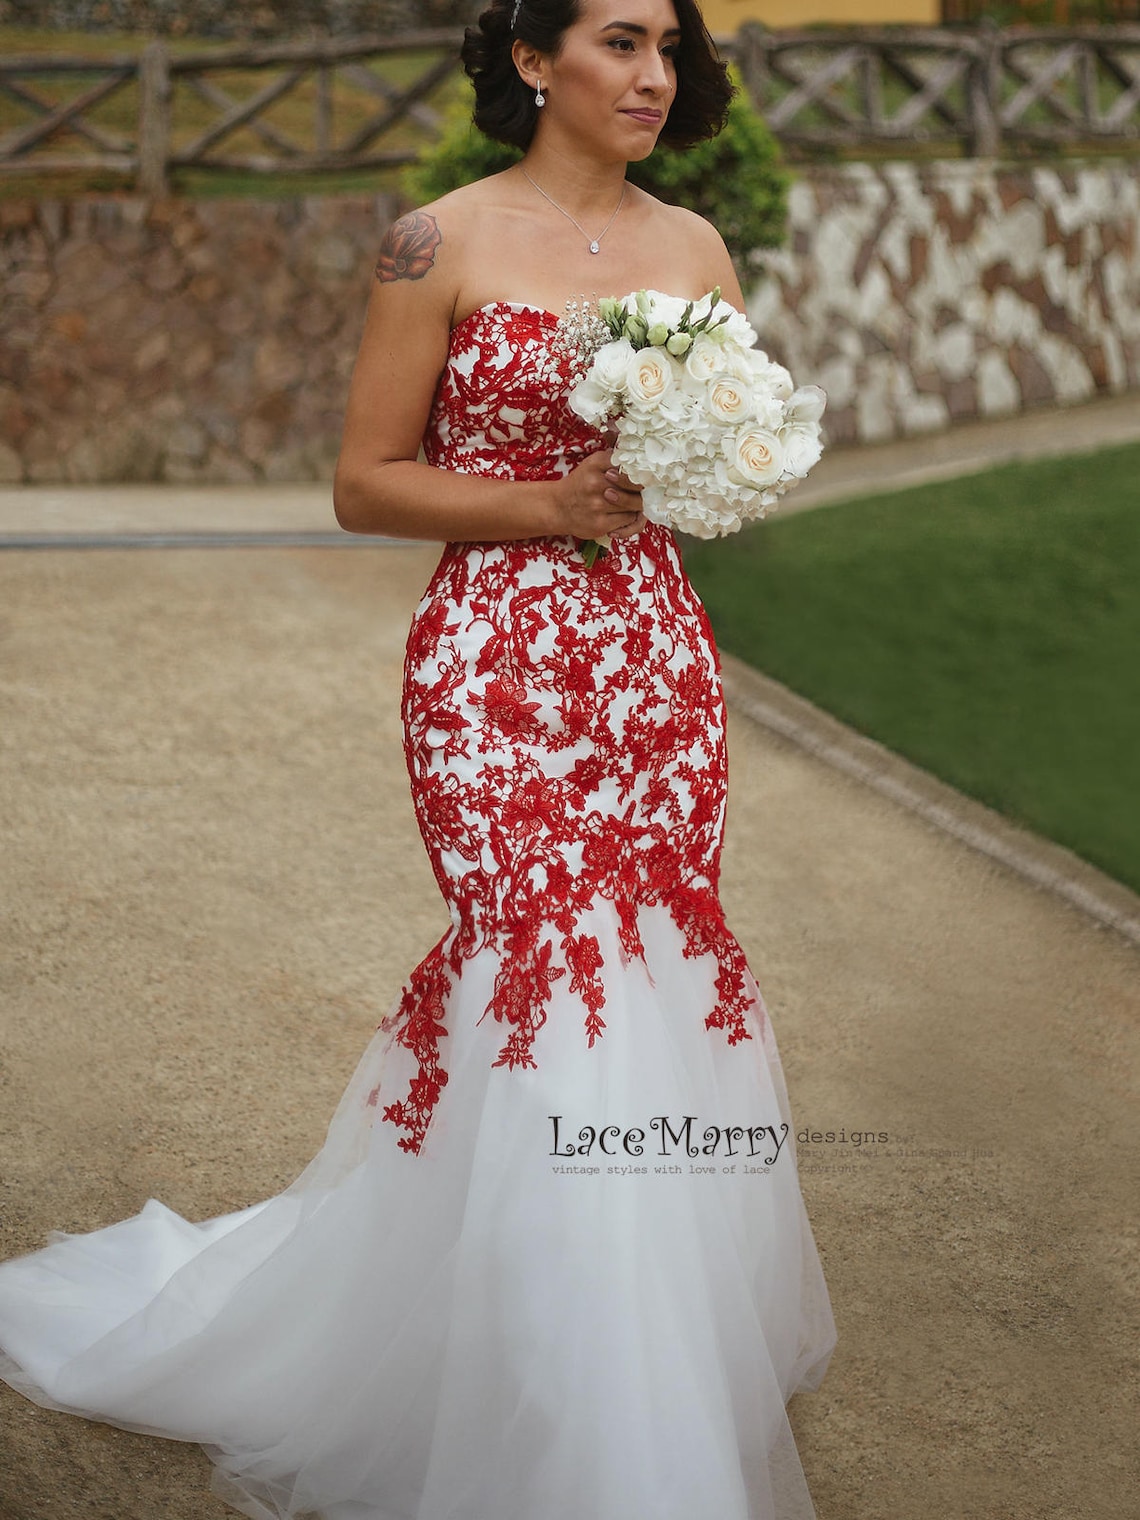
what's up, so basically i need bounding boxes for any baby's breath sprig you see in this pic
[551,295,612,384]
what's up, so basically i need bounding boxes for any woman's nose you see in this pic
[638,52,672,95]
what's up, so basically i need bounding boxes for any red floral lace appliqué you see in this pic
[369,303,759,1156]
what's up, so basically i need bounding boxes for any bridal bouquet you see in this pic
[561,289,827,567]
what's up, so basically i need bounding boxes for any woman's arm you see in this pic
[332,205,643,544]
[332,207,557,541]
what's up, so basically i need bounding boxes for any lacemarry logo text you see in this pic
[548,1115,790,1165]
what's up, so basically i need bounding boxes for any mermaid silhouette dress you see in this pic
[0,300,836,1520]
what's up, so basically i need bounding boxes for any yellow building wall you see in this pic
[702,0,940,32]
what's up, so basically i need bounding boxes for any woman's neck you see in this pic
[515,141,628,219]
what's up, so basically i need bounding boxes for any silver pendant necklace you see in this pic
[521,169,626,255]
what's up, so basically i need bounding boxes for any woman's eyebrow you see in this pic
[600,21,683,37]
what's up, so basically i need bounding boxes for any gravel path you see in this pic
[0,543,1136,1519]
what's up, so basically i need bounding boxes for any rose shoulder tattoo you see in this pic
[375,211,442,283]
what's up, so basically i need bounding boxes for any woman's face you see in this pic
[531,0,681,161]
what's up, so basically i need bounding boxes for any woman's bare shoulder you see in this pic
[631,187,727,254]
[393,172,520,243]
[627,185,741,302]
[375,173,519,310]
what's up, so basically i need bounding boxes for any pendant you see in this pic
[589,241,600,254]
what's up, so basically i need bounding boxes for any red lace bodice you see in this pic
[423,302,602,484]
[372,302,760,1156]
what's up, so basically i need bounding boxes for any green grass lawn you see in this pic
[684,440,1140,895]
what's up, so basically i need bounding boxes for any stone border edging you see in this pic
[721,652,1140,949]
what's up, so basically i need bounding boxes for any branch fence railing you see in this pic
[1,22,1139,193]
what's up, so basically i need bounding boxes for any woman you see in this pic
[0,0,835,1516]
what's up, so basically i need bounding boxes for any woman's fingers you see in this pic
[604,466,635,510]
[600,463,643,533]
[604,466,640,494]
[560,448,644,538]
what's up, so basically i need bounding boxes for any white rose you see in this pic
[758,360,795,401]
[725,426,784,487]
[780,423,823,478]
[786,384,828,425]
[705,377,750,425]
[626,346,674,406]
[684,338,724,386]
[591,339,635,394]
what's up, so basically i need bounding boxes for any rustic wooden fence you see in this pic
[731,22,1140,155]
[2,23,1139,188]
[0,28,461,193]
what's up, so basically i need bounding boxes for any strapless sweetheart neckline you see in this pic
[451,300,562,336]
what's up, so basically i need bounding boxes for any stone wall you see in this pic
[747,158,1140,445]
[1,158,1138,486]
[0,193,399,485]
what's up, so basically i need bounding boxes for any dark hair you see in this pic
[462,0,733,152]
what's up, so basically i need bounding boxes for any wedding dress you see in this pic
[0,299,836,1520]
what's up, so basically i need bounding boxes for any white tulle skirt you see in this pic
[0,901,836,1520]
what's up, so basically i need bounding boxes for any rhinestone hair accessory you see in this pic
[511,0,522,27]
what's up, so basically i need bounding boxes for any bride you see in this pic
[0,0,837,1516]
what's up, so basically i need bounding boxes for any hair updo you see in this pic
[461,0,733,152]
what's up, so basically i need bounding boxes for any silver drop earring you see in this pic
[534,79,545,107]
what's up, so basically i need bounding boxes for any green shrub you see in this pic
[403,68,789,269]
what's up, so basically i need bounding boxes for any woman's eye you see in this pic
[608,37,677,58]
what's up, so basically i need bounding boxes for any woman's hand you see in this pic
[551,449,646,542]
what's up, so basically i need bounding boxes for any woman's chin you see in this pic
[620,135,663,163]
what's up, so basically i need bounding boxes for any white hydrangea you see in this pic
[565,288,828,544]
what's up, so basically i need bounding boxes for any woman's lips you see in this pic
[622,109,663,125]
